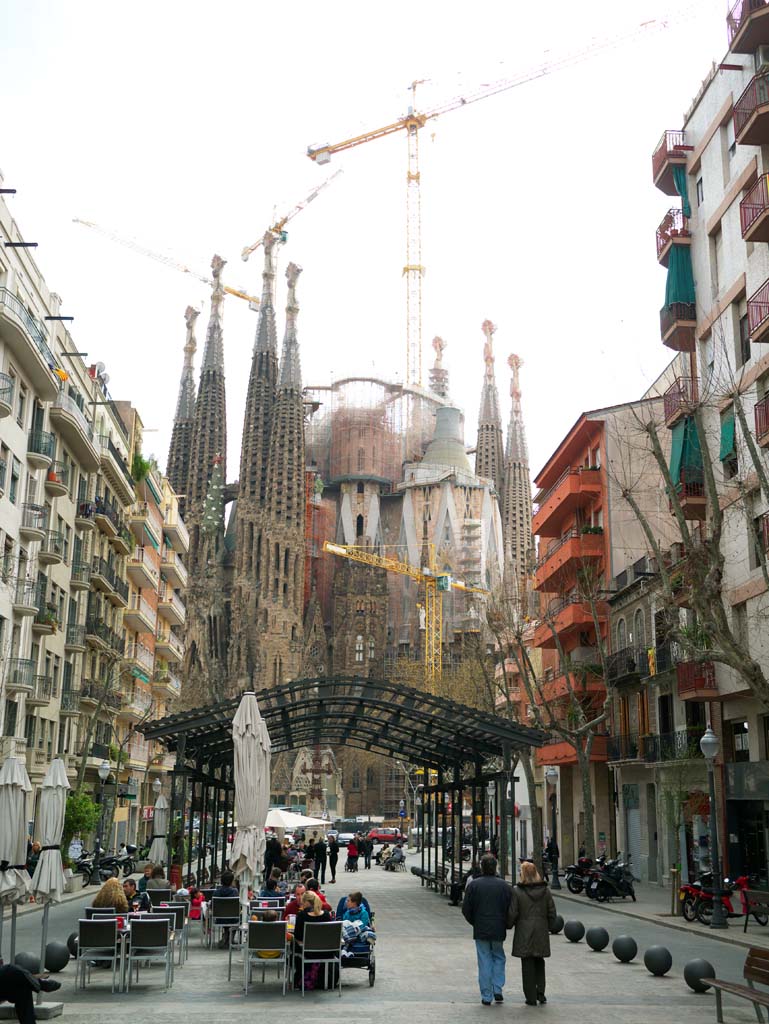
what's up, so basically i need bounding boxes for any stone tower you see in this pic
[187,255,228,571]
[475,320,504,492]
[166,306,199,517]
[258,263,307,685]
[501,353,533,605]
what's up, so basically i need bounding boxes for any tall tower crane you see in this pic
[240,170,343,261]
[307,12,693,387]
[323,540,487,687]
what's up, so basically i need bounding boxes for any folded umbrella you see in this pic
[230,692,271,920]
[0,756,32,962]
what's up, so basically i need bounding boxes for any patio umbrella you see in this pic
[0,756,32,963]
[147,794,169,865]
[230,692,271,920]
[264,808,328,830]
[30,758,69,1001]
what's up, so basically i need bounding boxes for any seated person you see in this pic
[188,886,204,921]
[342,891,370,928]
[212,869,239,949]
[383,844,405,871]
[293,891,335,989]
[0,964,61,1024]
[374,843,389,865]
[282,883,306,919]
[138,863,154,893]
[269,867,289,895]
[294,891,331,943]
[305,877,332,913]
[258,877,280,899]
[299,868,315,884]
[254,909,282,957]
[123,878,150,912]
[92,877,129,913]
[146,865,169,890]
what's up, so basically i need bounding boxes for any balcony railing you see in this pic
[660,302,697,344]
[606,646,644,684]
[52,390,94,440]
[45,461,70,491]
[643,728,704,763]
[30,674,54,702]
[159,588,186,617]
[663,376,698,425]
[156,629,184,658]
[21,503,48,534]
[125,640,154,674]
[98,434,135,490]
[66,623,86,647]
[127,594,157,629]
[756,393,769,440]
[0,372,14,408]
[677,659,717,696]
[6,658,35,689]
[91,556,116,589]
[70,560,91,587]
[677,468,706,501]
[14,580,41,609]
[28,430,55,462]
[734,71,769,142]
[748,277,769,341]
[656,208,690,263]
[0,458,6,493]
[740,173,769,240]
[76,501,95,525]
[112,577,129,604]
[39,530,65,561]
[129,547,159,584]
[0,287,54,364]
[728,0,769,44]
[33,603,59,631]
[651,130,689,189]
[93,495,119,529]
[59,688,80,713]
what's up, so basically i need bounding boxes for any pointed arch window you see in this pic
[368,637,375,660]
[355,635,364,663]
[616,618,626,651]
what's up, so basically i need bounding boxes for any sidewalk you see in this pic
[552,878,769,952]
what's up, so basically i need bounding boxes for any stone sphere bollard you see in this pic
[45,941,70,973]
[612,935,638,963]
[644,945,673,976]
[550,914,564,935]
[66,932,79,957]
[564,920,585,943]
[586,926,610,951]
[14,951,41,974]
[684,959,716,993]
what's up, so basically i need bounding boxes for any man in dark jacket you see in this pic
[461,854,512,1006]
[314,836,328,883]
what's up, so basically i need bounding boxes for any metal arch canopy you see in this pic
[139,675,547,770]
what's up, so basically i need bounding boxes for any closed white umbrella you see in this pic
[230,692,271,919]
[147,795,169,865]
[0,756,32,963]
[31,758,70,999]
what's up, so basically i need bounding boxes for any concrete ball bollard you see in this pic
[612,935,638,963]
[14,951,41,974]
[683,959,716,993]
[66,932,79,957]
[45,941,70,973]
[549,914,564,935]
[644,945,673,977]
[564,920,585,943]
[586,926,610,951]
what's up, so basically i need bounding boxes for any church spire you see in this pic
[201,254,225,371]
[501,352,533,607]
[278,262,303,391]
[428,336,449,398]
[254,231,278,355]
[474,319,504,491]
[166,306,199,512]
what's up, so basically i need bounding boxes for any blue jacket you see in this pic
[343,904,370,928]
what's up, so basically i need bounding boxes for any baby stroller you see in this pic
[345,845,359,872]
[335,896,376,987]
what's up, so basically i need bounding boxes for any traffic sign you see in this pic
[398,809,406,817]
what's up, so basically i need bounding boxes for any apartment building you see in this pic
[0,177,186,844]
[646,0,769,884]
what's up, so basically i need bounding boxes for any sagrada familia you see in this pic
[165,236,533,816]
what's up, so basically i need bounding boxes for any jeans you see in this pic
[474,940,505,1002]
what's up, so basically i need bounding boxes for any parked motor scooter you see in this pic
[565,855,605,894]
[695,874,768,926]
[586,854,636,901]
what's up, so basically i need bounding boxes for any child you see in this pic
[255,910,282,958]
[188,886,204,921]
[342,891,370,928]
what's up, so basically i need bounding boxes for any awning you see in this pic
[664,245,696,308]
[720,407,736,462]
[672,166,691,218]
[669,418,686,485]
[670,416,703,487]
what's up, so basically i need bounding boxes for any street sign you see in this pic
[398,809,406,817]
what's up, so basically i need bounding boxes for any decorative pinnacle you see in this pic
[202,254,226,371]
[183,306,199,368]
[508,353,523,402]
[432,335,446,368]
[279,262,303,390]
[254,233,278,355]
[482,320,496,379]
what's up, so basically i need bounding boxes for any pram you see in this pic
[335,896,376,987]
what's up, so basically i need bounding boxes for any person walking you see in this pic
[461,853,512,1006]
[508,860,557,1006]
[328,835,339,883]
[362,835,373,870]
[314,834,328,884]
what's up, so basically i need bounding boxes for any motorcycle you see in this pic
[72,849,95,887]
[586,854,636,902]
[117,844,138,877]
[695,874,768,926]
[565,855,604,895]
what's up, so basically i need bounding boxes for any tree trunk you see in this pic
[520,752,543,874]
[576,744,596,861]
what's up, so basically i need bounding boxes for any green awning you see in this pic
[131,667,150,683]
[672,165,691,218]
[665,245,696,307]
[720,407,736,462]
[670,419,686,485]
[144,527,160,551]
[682,416,703,473]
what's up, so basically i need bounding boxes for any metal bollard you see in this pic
[670,867,680,916]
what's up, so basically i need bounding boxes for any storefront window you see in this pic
[732,721,750,763]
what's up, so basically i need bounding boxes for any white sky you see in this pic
[1,0,727,484]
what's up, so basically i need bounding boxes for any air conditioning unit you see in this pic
[755,45,769,73]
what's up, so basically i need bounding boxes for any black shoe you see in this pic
[481,999,492,1006]
[494,994,503,1003]
[39,979,62,994]
[537,995,547,1004]
[525,1000,537,1006]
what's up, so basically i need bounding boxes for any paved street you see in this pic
[2,859,765,1022]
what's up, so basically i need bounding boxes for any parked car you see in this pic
[368,827,405,845]
[337,833,355,846]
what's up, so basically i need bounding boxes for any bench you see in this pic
[418,864,450,892]
[710,947,769,1022]
[744,891,769,933]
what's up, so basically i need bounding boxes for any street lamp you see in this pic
[700,723,728,929]
[95,760,110,877]
[487,781,496,857]
[152,778,162,796]
[545,766,561,889]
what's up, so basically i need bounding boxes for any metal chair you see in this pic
[76,919,121,993]
[84,906,120,919]
[126,918,173,991]
[209,896,241,949]
[147,887,174,907]
[299,921,343,996]
[230,921,289,994]
[150,904,186,964]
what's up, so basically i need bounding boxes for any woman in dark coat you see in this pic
[328,836,339,883]
[508,860,557,1006]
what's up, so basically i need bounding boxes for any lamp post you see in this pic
[487,780,496,858]
[700,723,728,929]
[95,759,111,878]
[545,766,561,889]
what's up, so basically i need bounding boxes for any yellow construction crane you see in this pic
[323,541,487,687]
[73,218,262,307]
[308,13,693,388]
[240,170,343,261]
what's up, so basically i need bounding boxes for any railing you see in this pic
[46,461,70,490]
[59,688,80,712]
[31,674,54,702]
[93,495,119,528]
[113,577,129,603]
[21,503,48,533]
[536,529,580,570]
[52,390,94,440]
[656,208,690,260]
[76,501,95,523]
[116,524,133,549]
[159,588,186,617]
[0,371,14,407]
[14,580,41,608]
[156,629,184,658]
[129,547,159,583]
[740,174,769,237]
[534,467,600,512]
[128,738,150,762]
[640,640,679,678]
[66,623,86,647]
[125,640,154,673]
[128,594,157,628]
[660,302,696,336]
[651,129,688,181]
[663,376,698,423]
[677,468,705,500]
[756,393,769,439]
[677,660,717,695]
[728,0,768,43]
[155,669,181,695]
[643,728,704,763]
[91,556,116,588]
[748,276,769,338]
[6,658,35,688]
[735,71,769,139]
[70,559,91,586]
[85,617,111,645]
[161,548,188,581]
[40,530,65,560]
[34,603,58,630]
[0,287,54,364]
[164,514,190,548]
[28,429,55,460]
[98,434,135,490]
[0,458,6,493]
[607,734,641,761]
[606,646,644,683]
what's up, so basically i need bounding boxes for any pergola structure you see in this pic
[140,676,547,884]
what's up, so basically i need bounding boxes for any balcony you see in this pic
[660,302,696,352]
[125,640,155,678]
[107,576,129,609]
[606,646,645,686]
[676,469,707,521]
[59,688,80,715]
[27,674,54,707]
[157,587,186,627]
[155,628,184,663]
[646,728,705,763]
[664,376,698,428]
[13,580,41,617]
[533,595,608,649]
[656,208,691,267]
[535,734,608,767]
[65,622,86,652]
[164,514,190,554]
[85,617,111,650]
[0,287,58,400]
[129,502,162,548]
[651,130,691,195]
[44,461,70,498]
[75,501,95,532]
[120,691,153,723]
[32,603,59,636]
[0,372,14,418]
[20,503,47,542]
[735,71,769,146]
[90,556,116,594]
[534,529,604,591]
[740,174,769,243]
[748,276,769,343]
[80,682,121,712]
[38,530,64,566]
[642,640,679,679]
[5,658,35,694]
[124,594,157,634]
[70,559,91,591]
[756,394,769,448]
[677,659,718,700]
[93,496,119,538]
[27,429,55,470]
[112,524,133,556]
[97,435,135,506]
[49,391,99,470]
[0,458,6,498]
[153,667,181,700]
[532,468,602,538]
[127,547,159,590]
[161,549,188,589]
[535,668,604,705]
[730,0,769,49]
[607,734,643,763]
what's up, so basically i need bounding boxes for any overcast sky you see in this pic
[1,0,726,484]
